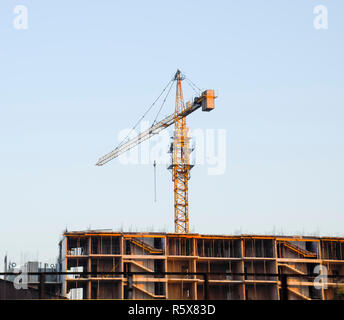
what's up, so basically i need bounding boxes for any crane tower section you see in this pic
[169,70,193,233]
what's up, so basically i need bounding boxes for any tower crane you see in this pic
[96,69,216,233]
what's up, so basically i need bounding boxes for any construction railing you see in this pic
[1,271,344,300]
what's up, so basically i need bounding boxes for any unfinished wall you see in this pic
[60,233,344,300]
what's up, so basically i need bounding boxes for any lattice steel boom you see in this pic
[96,70,216,233]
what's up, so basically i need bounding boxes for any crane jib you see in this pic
[95,91,212,166]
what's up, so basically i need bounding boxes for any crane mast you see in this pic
[96,70,216,233]
[171,70,191,233]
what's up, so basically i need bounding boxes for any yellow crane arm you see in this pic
[95,90,214,166]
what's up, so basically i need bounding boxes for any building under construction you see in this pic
[56,70,343,301]
[59,231,344,300]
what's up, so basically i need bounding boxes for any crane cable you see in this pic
[153,160,157,202]
[152,79,175,126]
[116,75,175,149]
[152,74,203,126]
[185,77,202,95]
[115,72,202,150]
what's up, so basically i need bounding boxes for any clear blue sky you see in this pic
[0,0,343,267]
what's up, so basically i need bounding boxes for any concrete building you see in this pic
[59,231,344,300]
[0,278,64,300]
[5,261,62,297]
